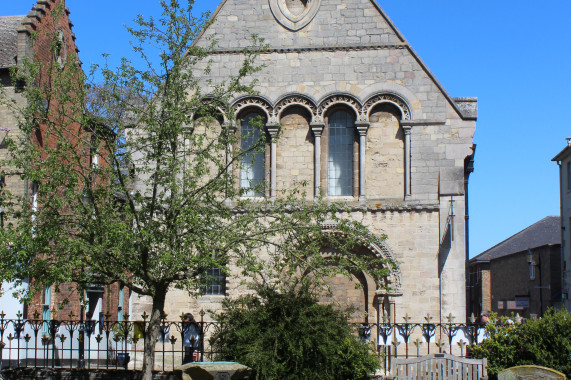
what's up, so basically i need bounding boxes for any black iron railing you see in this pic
[0,312,488,375]
[0,311,221,372]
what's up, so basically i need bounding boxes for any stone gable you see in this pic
[140,0,477,333]
[199,0,403,50]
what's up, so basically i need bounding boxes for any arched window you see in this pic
[328,110,354,196]
[240,113,265,196]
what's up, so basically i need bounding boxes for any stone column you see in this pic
[355,121,370,203]
[310,123,324,199]
[403,125,412,199]
[223,122,237,205]
[266,124,280,200]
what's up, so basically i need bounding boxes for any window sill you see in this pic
[198,295,226,302]
[326,196,357,201]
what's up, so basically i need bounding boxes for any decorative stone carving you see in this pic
[200,97,229,124]
[316,94,362,123]
[232,96,273,120]
[362,93,411,121]
[320,222,402,292]
[273,95,317,123]
[269,0,321,31]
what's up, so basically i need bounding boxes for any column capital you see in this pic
[310,122,325,137]
[355,121,370,136]
[266,123,280,138]
[223,121,237,134]
[402,125,412,135]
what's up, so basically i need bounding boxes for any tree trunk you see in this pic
[141,287,167,380]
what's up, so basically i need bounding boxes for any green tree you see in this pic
[470,309,571,379]
[211,284,380,380]
[0,1,393,379]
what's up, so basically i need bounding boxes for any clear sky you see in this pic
[3,0,570,258]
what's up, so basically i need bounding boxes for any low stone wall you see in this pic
[0,368,180,380]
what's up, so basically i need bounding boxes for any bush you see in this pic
[470,308,571,379]
[210,285,380,380]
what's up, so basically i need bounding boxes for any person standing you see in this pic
[182,313,200,364]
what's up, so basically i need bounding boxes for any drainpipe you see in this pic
[464,145,476,320]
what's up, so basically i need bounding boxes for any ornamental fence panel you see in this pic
[0,313,489,376]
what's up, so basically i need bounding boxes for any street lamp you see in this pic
[526,250,544,317]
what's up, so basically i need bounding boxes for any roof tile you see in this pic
[471,216,561,262]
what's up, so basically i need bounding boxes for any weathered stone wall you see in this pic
[276,108,314,198]
[366,106,404,200]
[134,0,476,326]
[0,72,26,202]
[200,0,402,49]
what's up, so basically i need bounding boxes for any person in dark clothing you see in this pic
[182,313,199,364]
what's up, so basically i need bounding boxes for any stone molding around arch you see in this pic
[315,93,362,123]
[228,91,412,126]
[362,93,411,121]
[320,222,402,293]
[232,96,273,120]
[272,94,317,123]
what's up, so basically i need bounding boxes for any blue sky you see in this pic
[3,0,570,257]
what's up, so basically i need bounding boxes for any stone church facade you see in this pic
[133,0,477,326]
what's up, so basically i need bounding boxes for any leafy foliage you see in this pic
[211,285,380,380]
[0,1,395,379]
[470,308,571,378]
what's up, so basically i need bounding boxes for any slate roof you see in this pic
[471,216,561,262]
[0,15,25,69]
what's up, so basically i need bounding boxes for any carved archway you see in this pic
[316,93,362,123]
[319,222,402,294]
[362,93,411,121]
[232,95,273,121]
[273,93,318,123]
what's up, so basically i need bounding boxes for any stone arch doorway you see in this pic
[301,226,402,325]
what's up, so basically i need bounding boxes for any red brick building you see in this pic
[0,0,128,324]
[468,216,562,319]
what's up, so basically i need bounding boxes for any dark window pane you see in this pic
[241,113,265,196]
[328,110,354,196]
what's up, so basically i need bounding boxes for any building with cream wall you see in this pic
[553,140,571,311]
[132,0,477,326]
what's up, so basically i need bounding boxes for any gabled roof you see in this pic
[470,216,561,263]
[552,144,571,162]
[192,0,477,121]
[0,16,25,69]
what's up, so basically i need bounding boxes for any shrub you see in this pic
[210,285,380,380]
[470,308,571,379]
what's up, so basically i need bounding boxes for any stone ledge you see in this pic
[206,44,407,55]
[174,362,251,380]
